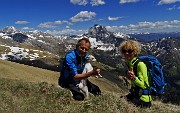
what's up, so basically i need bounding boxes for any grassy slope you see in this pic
[0,60,59,85]
[0,59,123,94]
[0,59,180,113]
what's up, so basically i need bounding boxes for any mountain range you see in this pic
[0,24,180,90]
[128,32,180,42]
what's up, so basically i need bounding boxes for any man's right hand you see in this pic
[93,67,100,75]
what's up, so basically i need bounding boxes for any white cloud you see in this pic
[70,0,105,6]
[108,16,122,21]
[38,22,57,28]
[90,0,105,6]
[66,26,70,29]
[38,20,73,29]
[54,20,63,24]
[98,18,105,21]
[92,18,105,23]
[46,29,87,35]
[70,11,96,22]
[129,20,180,32]
[167,5,177,10]
[70,0,88,6]
[158,0,180,5]
[54,20,73,25]
[45,20,180,35]
[106,20,180,33]
[119,0,142,4]
[22,27,34,30]
[15,21,29,24]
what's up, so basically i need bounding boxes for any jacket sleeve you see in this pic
[65,54,78,77]
[132,62,148,89]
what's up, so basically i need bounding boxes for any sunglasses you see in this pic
[122,49,134,54]
[79,46,89,51]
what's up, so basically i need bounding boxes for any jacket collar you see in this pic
[75,49,88,59]
[127,57,138,68]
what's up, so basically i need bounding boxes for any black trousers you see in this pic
[66,79,101,101]
[126,93,151,108]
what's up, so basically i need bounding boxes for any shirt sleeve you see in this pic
[132,62,148,89]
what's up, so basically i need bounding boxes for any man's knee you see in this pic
[72,92,85,101]
[126,93,134,101]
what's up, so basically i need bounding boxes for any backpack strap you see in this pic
[132,58,140,77]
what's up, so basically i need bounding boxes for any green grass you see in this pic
[0,78,139,113]
[1,77,180,113]
[0,60,180,113]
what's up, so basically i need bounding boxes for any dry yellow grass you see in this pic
[89,76,125,94]
[0,59,59,85]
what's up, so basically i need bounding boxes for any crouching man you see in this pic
[58,38,101,101]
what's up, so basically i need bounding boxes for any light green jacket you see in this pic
[127,57,152,102]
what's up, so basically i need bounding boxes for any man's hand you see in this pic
[92,67,100,75]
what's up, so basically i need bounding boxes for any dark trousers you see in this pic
[126,93,151,108]
[65,79,101,101]
[68,83,85,101]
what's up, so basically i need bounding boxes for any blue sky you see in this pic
[0,0,180,35]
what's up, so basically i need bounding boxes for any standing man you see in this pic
[59,38,101,100]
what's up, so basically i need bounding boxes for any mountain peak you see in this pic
[1,26,20,34]
[88,24,110,40]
